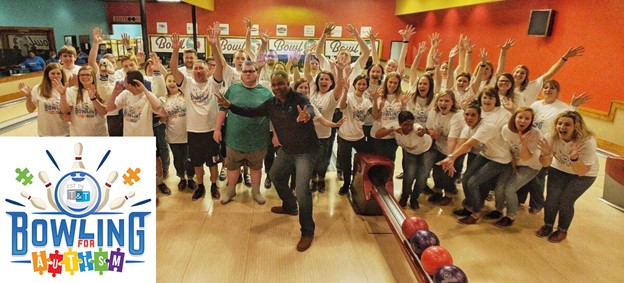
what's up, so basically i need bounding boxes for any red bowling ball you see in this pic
[401,216,429,239]
[421,246,453,275]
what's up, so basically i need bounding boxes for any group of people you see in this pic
[16,19,599,250]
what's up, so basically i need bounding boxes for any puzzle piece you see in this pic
[47,250,63,277]
[122,168,141,186]
[62,248,82,276]
[15,168,34,186]
[31,251,47,275]
[90,247,109,275]
[78,251,94,272]
[106,247,125,272]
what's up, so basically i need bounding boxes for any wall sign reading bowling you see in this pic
[0,137,156,282]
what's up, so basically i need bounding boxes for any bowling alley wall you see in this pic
[106,0,624,154]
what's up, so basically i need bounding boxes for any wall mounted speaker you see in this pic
[528,9,555,37]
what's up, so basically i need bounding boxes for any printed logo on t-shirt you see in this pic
[166,103,186,119]
[74,103,98,119]
[534,120,544,129]
[190,87,210,105]
[43,99,61,115]
[553,148,572,166]
[124,106,142,123]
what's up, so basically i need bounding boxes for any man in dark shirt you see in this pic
[216,70,319,252]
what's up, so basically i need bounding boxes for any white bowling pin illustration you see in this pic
[21,191,47,210]
[38,171,60,212]
[109,191,135,210]
[72,143,85,169]
[96,171,119,212]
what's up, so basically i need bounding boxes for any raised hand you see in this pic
[323,22,336,36]
[92,27,105,44]
[112,81,125,96]
[67,75,78,88]
[18,82,32,96]
[399,25,415,41]
[368,28,378,43]
[501,96,515,112]
[260,28,271,43]
[429,32,441,47]
[133,79,148,93]
[121,33,130,48]
[213,92,231,108]
[431,48,442,66]
[346,24,358,37]
[86,87,97,101]
[500,38,515,51]
[570,92,591,107]
[289,50,301,63]
[462,36,474,53]
[304,43,317,55]
[243,17,252,31]
[296,105,311,123]
[479,48,488,64]
[416,41,427,56]
[136,51,146,64]
[52,78,67,95]
[171,33,183,50]
[399,91,413,106]
[563,46,585,60]
[537,138,552,156]
[569,141,584,161]
[449,45,460,59]
[150,53,163,69]
[520,130,536,145]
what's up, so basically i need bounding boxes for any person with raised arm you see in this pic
[58,66,108,136]
[451,48,487,109]
[215,70,319,252]
[476,38,514,93]
[17,63,69,136]
[535,111,598,243]
[371,72,404,162]
[170,31,222,201]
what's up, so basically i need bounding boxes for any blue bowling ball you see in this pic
[410,229,440,255]
[433,264,468,283]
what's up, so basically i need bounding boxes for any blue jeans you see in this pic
[494,166,540,218]
[517,167,548,210]
[312,138,332,180]
[371,137,398,162]
[337,136,368,187]
[169,143,194,179]
[269,148,315,236]
[402,146,436,200]
[544,168,596,231]
[432,149,464,193]
[154,123,170,169]
[462,155,511,213]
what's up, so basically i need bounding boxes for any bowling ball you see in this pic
[433,265,468,283]
[401,216,429,239]
[410,230,440,255]
[421,246,453,275]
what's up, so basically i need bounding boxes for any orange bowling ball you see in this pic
[401,216,429,239]
[421,246,453,275]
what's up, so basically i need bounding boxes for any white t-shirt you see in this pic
[180,76,221,133]
[258,65,275,83]
[371,94,402,140]
[309,83,340,139]
[501,125,542,170]
[62,65,81,79]
[338,93,372,141]
[530,99,573,136]
[178,66,193,78]
[454,88,476,108]
[30,84,69,136]
[395,124,433,156]
[478,79,496,94]
[426,109,465,155]
[66,87,108,136]
[406,96,433,127]
[222,65,241,88]
[548,134,599,177]
[161,93,187,144]
[114,90,156,136]
[144,74,166,98]
[95,70,119,116]
[482,106,511,129]
[460,121,512,164]
[516,76,544,106]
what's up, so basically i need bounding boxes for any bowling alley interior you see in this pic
[1,0,624,282]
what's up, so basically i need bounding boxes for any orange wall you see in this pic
[107,0,623,112]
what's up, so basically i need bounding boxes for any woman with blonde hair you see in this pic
[18,63,69,136]
[535,111,598,243]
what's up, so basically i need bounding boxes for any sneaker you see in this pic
[296,235,314,252]
[458,215,479,225]
[244,173,252,187]
[270,206,298,215]
[317,181,326,193]
[177,179,187,191]
[192,185,206,201]
[494,217,515,228]
[435,196,452,206]
[536,225,553,238]
[264,176,272,189]
[337,170,344,181]
[529,207,542,215]
[483,210,503,220]
[338,184,350,195]
[409,200,420,210]
[158,183,171,195]
[398,196,408,208]
[396,172,404,179]
[453,208,472,217]
[219,167,227,181]
[187,179,197,190]
[547,230,567,243]
[210,185,220,199]
[428,193,443,203]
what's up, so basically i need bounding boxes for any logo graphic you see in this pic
[1,137,156,282]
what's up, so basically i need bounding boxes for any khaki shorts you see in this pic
[225,146,267,171]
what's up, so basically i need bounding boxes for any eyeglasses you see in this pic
[241,70,256,74]
[79,74,93,77]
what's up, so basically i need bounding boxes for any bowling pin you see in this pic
[21,191,47,210]
[72,143,85,169]
[38,171,60,212]
[109,191,135,210]
[96,171,119,212]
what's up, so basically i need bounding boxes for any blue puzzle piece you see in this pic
[78,251,93,272]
